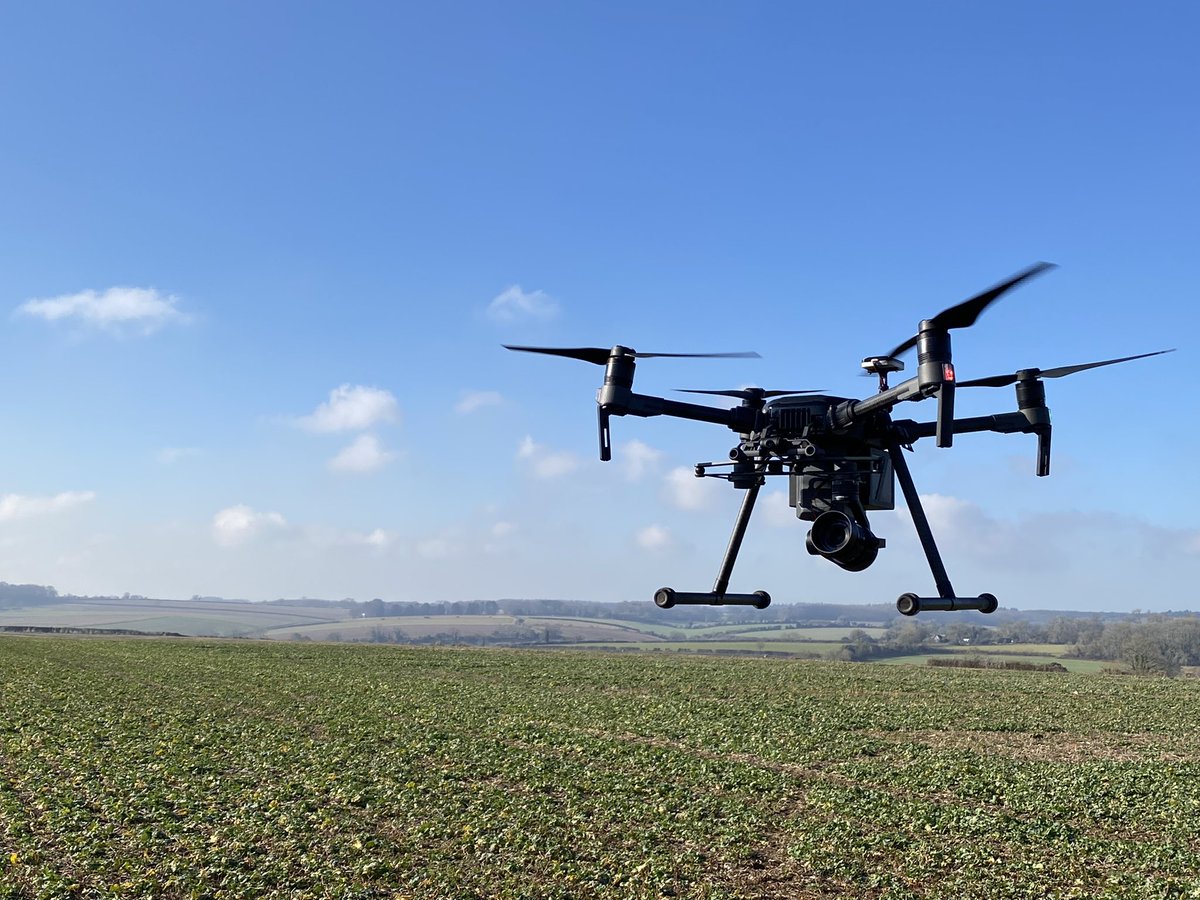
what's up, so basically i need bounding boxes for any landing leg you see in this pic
[653,479,770,609]
[887,439,998,616]
[886,440,954,599]
[712,481,760,597]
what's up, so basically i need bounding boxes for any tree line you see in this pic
[836,614,1200,675]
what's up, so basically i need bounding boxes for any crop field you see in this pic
[555,640,847,656]
[0,600,348,637]
[2,637,1199,899]
[265,615,662,644]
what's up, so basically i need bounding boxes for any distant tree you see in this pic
[884,621,931,653]
[1122,631,1180,677]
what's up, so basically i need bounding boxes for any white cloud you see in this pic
[363,528,392,548]
[487,285,559,322]
[212,504,287,547]
[663,466,715,510]
[456,390,503,414]
[416,537,457,560]
[157,447,201,465]
[636,524,672,551]
[297,385,399,433]
[329,527,394,549]
[517,435,580,478]
[17,287,187,334]
[761,489,798,528]
[328,434,395,473]
[491,521,516,538]
[916,493,1061,571]
[0,491,95,523]
[621,439,664,481]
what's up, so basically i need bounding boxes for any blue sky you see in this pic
[0,2,1195,610]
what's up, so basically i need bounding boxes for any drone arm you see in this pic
[894,409,1053,476]
[894,411,1032,441]
[832,376,926,429]
[601,389,755,429]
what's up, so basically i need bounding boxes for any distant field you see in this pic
[2,637,1198,897]
[0,600,347,636]
[963,642,1067,656]
[0,603,1114,676]
[559,640,853,656]
[716,625,890,641]
[263,614,662,644]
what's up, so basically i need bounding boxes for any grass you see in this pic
[2,636,1199,898]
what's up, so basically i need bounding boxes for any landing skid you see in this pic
[896,592,998,616]
[654,588,771,609]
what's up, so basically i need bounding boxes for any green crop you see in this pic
[1,637,1198,898]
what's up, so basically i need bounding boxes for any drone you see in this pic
[506,264,1172,616]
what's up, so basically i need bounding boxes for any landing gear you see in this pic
[652,478,771,610]
[896,592,998,616]
[654,588,771,609]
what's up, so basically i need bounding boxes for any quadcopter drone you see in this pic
[506,264,1172,615]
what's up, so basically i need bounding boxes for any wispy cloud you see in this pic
[621,439,664,481]
[211,504,288,547]
[663,466,714,510]
[157,446,202,465]
[0,491,95,523]
[516,435,580,478]
[296,385,399,433]
[761,489,798,527]
[328,434,395,473]
[416,537,458,559]
[487,285,559,322]
[636,524,672,550]
[455,390,503,415]
[326,526,394,549]
[17,287,187,335]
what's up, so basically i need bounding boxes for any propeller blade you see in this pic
[1039,349,1175,379]
[958,349,1174,388]
[503,345,613,365]
[637,351,761,359]
[504,345,761,365]
[885,262,1057,359]
[677,388,823,400]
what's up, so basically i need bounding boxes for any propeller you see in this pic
[677,388,824,401]
[504,345,761,365]
[505,344,761,463]
[884,262,1057,359]
[957,349,1175,388]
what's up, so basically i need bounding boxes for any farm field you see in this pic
[1,637,1198,898]
[0,599,348,637]
[263,615,663,643]
[555,640,848,656]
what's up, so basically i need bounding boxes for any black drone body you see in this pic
[506,265,1172,616]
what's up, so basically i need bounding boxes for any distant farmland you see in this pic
[0,597,347,637]
[2,636,1199,897]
